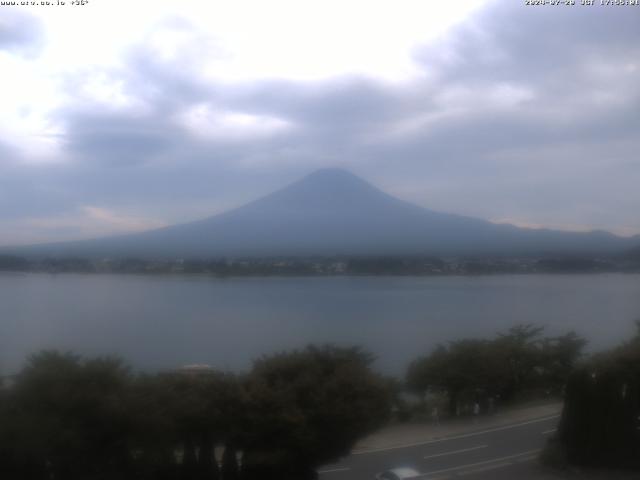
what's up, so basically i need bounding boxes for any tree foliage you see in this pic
[241,345,391,480]
[557,322,640,469]
[0,345,391,480]
[0,351,133,479]
[407,324,586,415]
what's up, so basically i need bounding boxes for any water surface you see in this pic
[1,273,639,375]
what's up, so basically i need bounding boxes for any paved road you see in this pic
[319,414,560,480]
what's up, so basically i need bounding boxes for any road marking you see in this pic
[352,415,559,455]
[317,467,350,474]
[423,444,488,459]
[418,449,540,477]
[542,428,556,435]
[459,461,512,475]
[514,454,539,463]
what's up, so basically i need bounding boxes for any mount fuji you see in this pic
[7,169,638,258]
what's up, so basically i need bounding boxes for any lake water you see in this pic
[1,273,639,376]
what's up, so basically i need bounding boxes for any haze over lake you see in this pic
[2,273,639,376]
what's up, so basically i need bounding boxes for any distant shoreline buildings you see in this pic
[0,254,638,276]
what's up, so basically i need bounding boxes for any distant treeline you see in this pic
[1,254,638,276]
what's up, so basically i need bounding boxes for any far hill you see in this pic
[624,245,640,260]
[5,169,639,258]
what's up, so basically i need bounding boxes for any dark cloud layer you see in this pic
[2,2,640,244]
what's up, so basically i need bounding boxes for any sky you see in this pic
[0,0,638,246]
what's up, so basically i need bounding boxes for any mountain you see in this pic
[624,245,640,260]
[6,169,639,258]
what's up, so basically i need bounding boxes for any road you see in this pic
[319,414,560,480]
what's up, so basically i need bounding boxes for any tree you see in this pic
[407,325,587,416]
[539,331,587,395]
[557,323,640,469]
[128,369,246,480]
[492,324,545,400]
[407,340,502,416]
[241,345,391,480]
[0,351,133,480]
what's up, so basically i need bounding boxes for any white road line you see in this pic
[352,415,560,455]
[423,444,488,460]
[514,454,539,463]
[541,428,556,435]
[418,449,540,477]
[459,461,512,475]
[317,467,351,474]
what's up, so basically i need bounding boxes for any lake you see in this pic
[1,273,639,376]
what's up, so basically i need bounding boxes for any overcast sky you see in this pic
[0,0,638,246]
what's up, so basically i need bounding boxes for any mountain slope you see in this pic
[7,169,638,258]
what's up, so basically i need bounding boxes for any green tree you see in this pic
[492,324,545,400]
[241,345,391,480]
[407,340,501,415]
[538,331,587,395]
[0,351,133,480]
[557,323,640,469]
[128,369,246,480]
[407,325,586,416]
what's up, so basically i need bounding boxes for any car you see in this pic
[375,467,421,480]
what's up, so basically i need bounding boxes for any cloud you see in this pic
[414,2,640,82]
[62,111,180,167]
[1,1,639,245]
[359,2,640,231]
[5,206,167,246]
[0,10,43,56]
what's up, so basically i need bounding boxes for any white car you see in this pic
[375,467,421,480]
